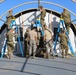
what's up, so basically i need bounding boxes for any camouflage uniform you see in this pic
[44,29,54,59]
[29,28,37,58]
[61,10,71,34]
[40,9,46,30]
[6,29,14,59]
[59,31,68,58]
[6,11,13,30]
[24,28,30,57]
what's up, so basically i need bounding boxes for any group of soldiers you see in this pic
[24,6,71,59]
[24,24,54,59]
[5,5,71,59]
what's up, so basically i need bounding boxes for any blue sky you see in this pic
[0,0,76,27]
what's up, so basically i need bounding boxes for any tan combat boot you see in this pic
[44,53,47,59]
[9,53,12,59]
[52,54,54,59]
[47,53,50,59]
[6,54,9,59]
[65,56,69,58]
[32,53,36,59]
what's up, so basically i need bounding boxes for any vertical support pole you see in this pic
[21,12,24,27]
[38,0,40,9]
[50,11,52,30]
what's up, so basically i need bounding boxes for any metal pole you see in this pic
[38,0,40,8]
[21,12,24,27]
[50,11,52,30]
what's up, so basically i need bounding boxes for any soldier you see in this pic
[44,25,54,59]
[39,6,46,30]
[61,8,71,34]
[59,30,68,58]
[6,10,14,31]
[6,28,15,59]
[29,27,37,59]
[24,28,30,57]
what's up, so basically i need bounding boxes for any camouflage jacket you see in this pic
[40,9,46,20]
[61,11,71,24]
[59,33,68,46]
[6,31,13,42]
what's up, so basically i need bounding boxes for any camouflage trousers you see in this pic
[7,42,14,55]
[45,39,54,55]
[29,40,37,55]
[61,44,68,57]
[40,19,45,31]
[6,21,12,30]
[65,23,70,34]
[24,39,29,56]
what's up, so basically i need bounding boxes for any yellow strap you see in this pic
[60,18,64,20]
[12,19,15,20]
[36,18,39,20]
[12,17,16,20]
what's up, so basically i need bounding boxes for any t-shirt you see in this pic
[29,30,37,40]
[44,29,52,40]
